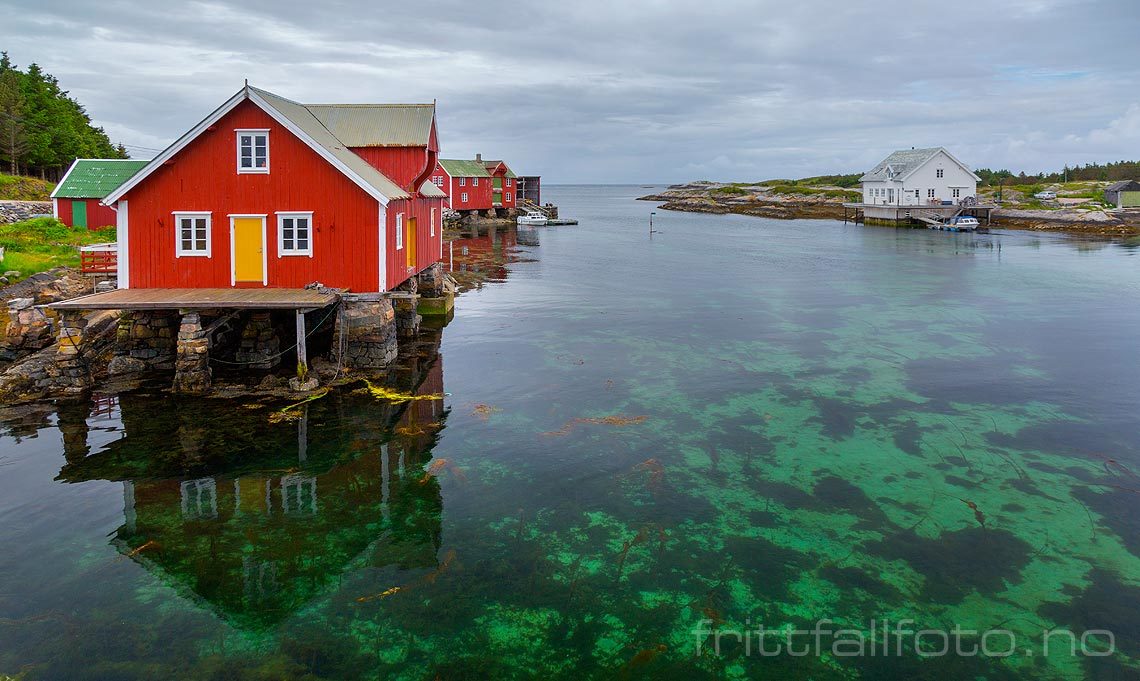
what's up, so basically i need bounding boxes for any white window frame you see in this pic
[927,188,935,198]
[936,168,944,178]
[473,177,479,186]
[173,211,212,257]
[461,192,468,203]
[276,211,313,257]
[236,129,270,174]
[459,177,466,186]
[396,212,404,250]
[506,178,513,187]
[430,208,436,238]
[506,192,512,202]
[952,188,961,198]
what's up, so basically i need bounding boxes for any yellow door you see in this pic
[406,217,417,269]
[233,217,264,283]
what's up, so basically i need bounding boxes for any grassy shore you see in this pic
[0,218,115,278]
[0,173,55,201]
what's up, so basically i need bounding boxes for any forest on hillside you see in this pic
[0,52,126,180]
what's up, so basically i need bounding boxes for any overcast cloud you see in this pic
[1,0,1138,182]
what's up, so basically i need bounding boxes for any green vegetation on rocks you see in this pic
[0,172,54,200]
[0,217,114,277]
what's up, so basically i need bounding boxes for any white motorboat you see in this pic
[517,211,548,226]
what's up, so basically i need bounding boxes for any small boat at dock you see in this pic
[929,216,979,232]
[517,211,548,226]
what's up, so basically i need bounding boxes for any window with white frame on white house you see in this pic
[936,168,944,178]
[952,188,961,198]
[277,213,312,256]
[174,212,211,257]
[236,130,268,173]
[928,189,935,198]
[396,213,404,249]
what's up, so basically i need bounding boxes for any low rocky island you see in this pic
[640,181,1140,236]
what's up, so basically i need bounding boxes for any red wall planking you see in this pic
[118,99,443,293]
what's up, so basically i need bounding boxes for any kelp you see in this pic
[471,404,501,420]
[418,458,467,485]
[267,388,330,424]
[543,415,648,437]
[357,380,443,404]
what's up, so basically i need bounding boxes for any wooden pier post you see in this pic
[295,309,308,380]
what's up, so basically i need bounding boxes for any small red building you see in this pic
[103,85,446,293]
[431,159,492,211]
[51,159,148,228]
[480,157,517,210]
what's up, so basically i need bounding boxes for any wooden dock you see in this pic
[842,202,996,226]
[49,287,341,311]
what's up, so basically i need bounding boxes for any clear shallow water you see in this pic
[1,186,1139,679]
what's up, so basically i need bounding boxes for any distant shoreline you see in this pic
[638,182,1140,236]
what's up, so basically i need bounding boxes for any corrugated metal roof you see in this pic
[52,159,149,198]
[250,87,412,200]
[306,104,435,147]
[438,159,490,177]
[481,160,518,179]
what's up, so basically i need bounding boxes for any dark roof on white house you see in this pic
[860,147,979,183]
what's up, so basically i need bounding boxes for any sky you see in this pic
[1,0,1138,183]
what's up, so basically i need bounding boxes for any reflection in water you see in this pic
[54,332,448,633]
[446,223,532,291]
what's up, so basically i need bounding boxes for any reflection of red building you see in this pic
[447,225,519,289]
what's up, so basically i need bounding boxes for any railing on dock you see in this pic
[80,242,118,275]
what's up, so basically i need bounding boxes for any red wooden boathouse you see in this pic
[431,159,492,211]
[102,85,446,293]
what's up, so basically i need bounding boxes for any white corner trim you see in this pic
[116,200,129,289]
[378,202,388,292]
[104,88,249,206]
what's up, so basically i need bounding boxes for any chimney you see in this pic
[475,153,482,163]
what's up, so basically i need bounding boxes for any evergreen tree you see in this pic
[0,53,126,179]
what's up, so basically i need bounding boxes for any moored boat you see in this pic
[517,211,548,226]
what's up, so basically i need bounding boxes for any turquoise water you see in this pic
[1,186,1139,679]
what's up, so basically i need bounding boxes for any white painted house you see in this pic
[860,147,980,206]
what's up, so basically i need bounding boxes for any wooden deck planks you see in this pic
[50,288,341,311]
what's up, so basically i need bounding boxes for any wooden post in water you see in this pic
[295,309,308,380]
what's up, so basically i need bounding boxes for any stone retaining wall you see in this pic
[332,298,397,369]
[0,201,52,224]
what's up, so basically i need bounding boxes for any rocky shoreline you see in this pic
[640,182,1140,236]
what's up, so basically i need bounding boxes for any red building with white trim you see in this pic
[431,159,492,211]
[103,85,446,293]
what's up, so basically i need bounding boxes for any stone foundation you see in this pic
[46,311,93,394]
[392,278,421,339]
[173,311,212,393]
[235,312,281,370]
[107,310,177,375]
[332,298,397,369]
[1,297,55,361]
